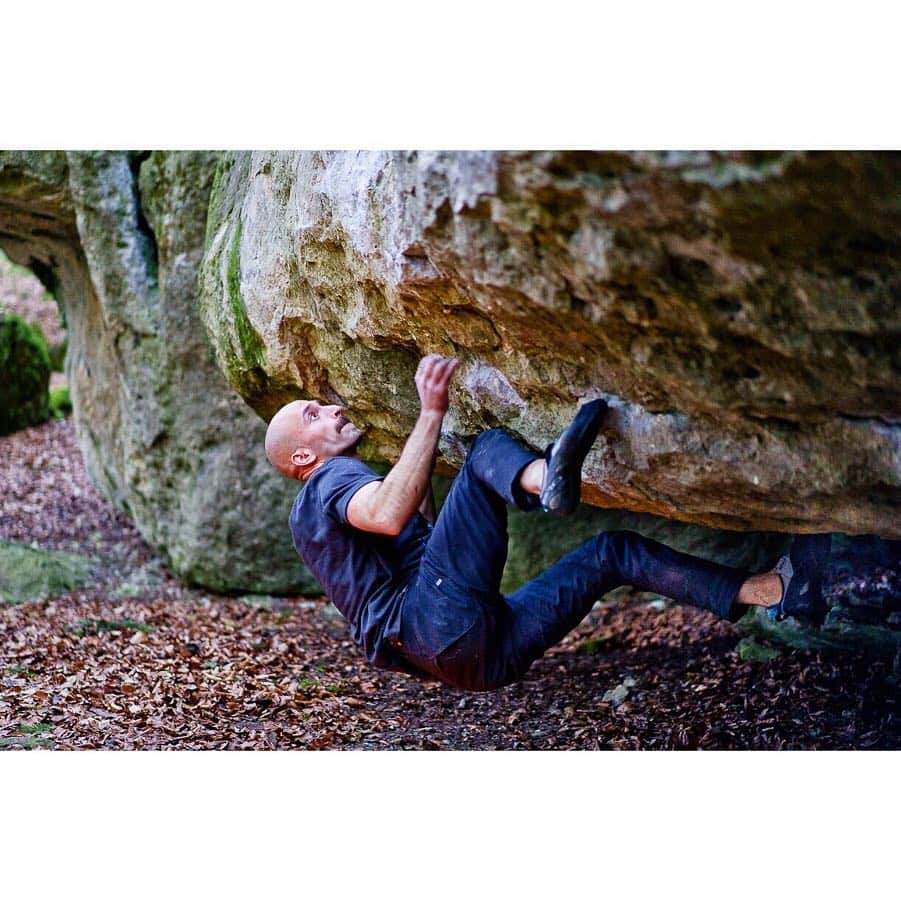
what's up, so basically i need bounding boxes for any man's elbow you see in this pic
[366,498,404,536]
[374,515,403,537]
[349,502,403,536]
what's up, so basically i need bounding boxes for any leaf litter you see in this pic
[1,419,898,750]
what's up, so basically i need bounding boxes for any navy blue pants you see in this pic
[397,430,748,691]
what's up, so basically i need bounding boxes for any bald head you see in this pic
[264,400,307,479]
[264,399,364,480]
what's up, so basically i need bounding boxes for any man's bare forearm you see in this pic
[352,354,457,535]
[368,411,443,534]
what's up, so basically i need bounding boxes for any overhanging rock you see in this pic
[199,151,901,537]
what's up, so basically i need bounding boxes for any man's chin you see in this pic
[341,426,365,451]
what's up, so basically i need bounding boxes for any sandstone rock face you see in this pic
[0,152,315,594]
[199,151,900,538]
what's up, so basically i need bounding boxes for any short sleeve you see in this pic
[314,457,383,525]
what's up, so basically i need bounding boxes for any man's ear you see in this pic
[291,447,317,468]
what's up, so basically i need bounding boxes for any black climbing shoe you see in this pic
[540,399,608,517]
[767,534,831,623]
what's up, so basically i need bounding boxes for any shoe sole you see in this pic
[540,399,608,516]
[767,535,831,622]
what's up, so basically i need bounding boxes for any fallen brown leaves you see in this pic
[1,589,396,750]
[2,586,898,749]
[1,420,899,750]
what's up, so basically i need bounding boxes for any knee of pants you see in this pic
[595,529,641,560]
[466,428,507,459]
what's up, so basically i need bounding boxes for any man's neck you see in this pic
[300,450,362,481]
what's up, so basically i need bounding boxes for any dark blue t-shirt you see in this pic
[289,455,431,670]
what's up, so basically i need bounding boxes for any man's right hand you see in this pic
[347,354,459,536]
[415,354,460,415]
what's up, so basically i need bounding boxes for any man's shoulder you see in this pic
[290,456,381,532]
[309,455,379,494]
[317,455,377,477]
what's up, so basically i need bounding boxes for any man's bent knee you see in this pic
[467,428,509,458]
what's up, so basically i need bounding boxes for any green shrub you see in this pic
[48,338,67,372]
[49,385,72,419]
[0,312,51,435]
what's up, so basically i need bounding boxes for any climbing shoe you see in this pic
[767,533,831,623]
[540,398,608,517]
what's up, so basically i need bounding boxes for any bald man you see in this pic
[265,354,828,692]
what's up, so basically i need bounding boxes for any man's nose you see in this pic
[330,405,344,418]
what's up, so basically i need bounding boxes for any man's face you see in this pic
[295,399,364,464]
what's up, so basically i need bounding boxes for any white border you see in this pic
[1,751,896,899]
[2,1,897,894]
[3,1,899,147]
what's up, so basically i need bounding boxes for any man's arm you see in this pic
[418,477,437,525]
[346,355,458,536]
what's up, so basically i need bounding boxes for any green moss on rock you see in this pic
[48,338,67,372]
[224,219,269,404]
[0,313,51,435]
[0,541,96,604]
[737,606,901,660]
[736,636,783,662]
[227,222,261,367]
[49,385,72,419]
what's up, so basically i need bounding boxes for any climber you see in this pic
[264,354,829,691]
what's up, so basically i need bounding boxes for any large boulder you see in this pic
[200,151,900,538]
[2,146,899,662]
[0,151,315,594]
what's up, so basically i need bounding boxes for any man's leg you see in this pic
[397,429,542,686]
[484,530,752,688]
[419,428,542,596]
[398,426,782,691]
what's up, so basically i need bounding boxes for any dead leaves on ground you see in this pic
[2,588,898,750]
[0,591,397,750]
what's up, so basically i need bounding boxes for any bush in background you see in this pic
[48,337,67,373]
[0,312,51,435]
[49,385,72,419]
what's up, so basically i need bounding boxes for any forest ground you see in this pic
[2,417,898,751]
